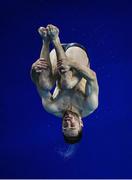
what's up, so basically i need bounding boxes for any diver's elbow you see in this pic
[91,100,99,112]
[94,101,99,110]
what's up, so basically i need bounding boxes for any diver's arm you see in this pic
[30,28,56,88]
[69,61,96,81]
[70,60,99,111]
[85,76,99,112]
[66,58,99,112]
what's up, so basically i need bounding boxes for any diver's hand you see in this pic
[57,59,70,74]
[31,58,49,73]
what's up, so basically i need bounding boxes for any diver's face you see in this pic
[62,111,82,137]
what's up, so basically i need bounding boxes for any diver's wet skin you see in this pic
[31,24,99,144]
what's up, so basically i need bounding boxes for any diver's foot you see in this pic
[38,27,50,43]
[47,24,59,41]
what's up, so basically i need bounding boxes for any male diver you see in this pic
[31,24,99,144]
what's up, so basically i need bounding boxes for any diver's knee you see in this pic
[61,80,76,89]
[38,70,53,90]
[39,78,53,90]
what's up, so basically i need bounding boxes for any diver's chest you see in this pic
[56,91,85,109]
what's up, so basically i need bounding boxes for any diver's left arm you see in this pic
[63,59,99,112]
[69,61,96,81]
[68,61,99,113]
[71,61,99,111]
[84,75,99,112]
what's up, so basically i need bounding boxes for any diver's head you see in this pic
[62,110,83,144]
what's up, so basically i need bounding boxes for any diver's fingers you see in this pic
[34,61,48,67]
[36,69,43,73]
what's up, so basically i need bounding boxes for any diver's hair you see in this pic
[63,129,82,144]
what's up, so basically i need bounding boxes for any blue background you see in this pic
[0,0,132,178]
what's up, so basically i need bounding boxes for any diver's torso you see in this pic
[52,88,91,118]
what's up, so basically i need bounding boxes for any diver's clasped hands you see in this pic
[31,57,70,75]
[31,58,49,73]
[57,59,70,74]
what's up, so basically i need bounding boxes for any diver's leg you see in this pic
[47,24,80,89]
[38,27,51,62]
[31,27,55,90]
[52,36,74,89]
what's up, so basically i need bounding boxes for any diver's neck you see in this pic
[67,105,81,118]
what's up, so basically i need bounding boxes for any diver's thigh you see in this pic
[65,46,89,66]
[49,49,57,74]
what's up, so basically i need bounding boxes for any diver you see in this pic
[30,24,99,144]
